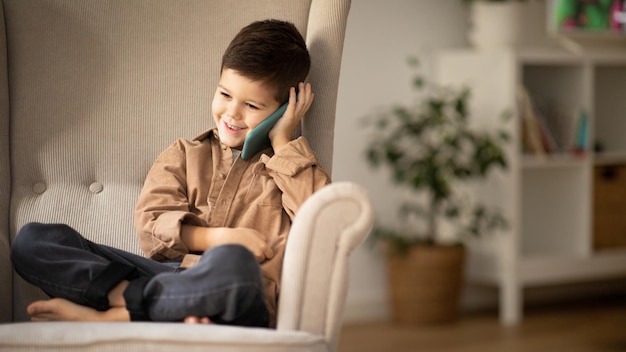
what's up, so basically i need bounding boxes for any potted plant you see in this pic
[362,58,509,324]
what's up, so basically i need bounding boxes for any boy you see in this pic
[10,19,330,328]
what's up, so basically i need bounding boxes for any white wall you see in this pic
[332,0,470,322]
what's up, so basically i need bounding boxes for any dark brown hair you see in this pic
[221,19,310,103]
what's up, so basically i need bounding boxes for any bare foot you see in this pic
[27,298,130,322]
[184,316,212,324]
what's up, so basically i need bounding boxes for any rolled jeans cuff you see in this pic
[124,277,151,321]
[84,262,136,311]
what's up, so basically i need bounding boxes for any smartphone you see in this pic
[240,101,288,160]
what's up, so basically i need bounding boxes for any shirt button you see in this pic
[220,173,226,179]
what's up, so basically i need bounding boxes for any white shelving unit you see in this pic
[435,48,626,325]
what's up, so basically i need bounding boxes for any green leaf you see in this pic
[413,78,424,90]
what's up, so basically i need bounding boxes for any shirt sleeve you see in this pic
[134,140,201,261]
[260,136,332,220]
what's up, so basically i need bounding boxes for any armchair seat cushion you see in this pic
[0,322,327,352]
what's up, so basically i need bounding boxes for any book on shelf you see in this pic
[516,85,585,157]
[535,108,559,154]
[517,85,547,155]
[574,109,588,154]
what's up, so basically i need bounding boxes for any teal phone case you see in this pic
[240,102,288,160]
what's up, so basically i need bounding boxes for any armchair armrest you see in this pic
[277,182,374,349]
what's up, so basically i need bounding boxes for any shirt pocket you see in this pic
[245,163,283,208]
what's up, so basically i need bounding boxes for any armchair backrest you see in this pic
[0,0,350,323]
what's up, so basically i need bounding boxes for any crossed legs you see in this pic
[11,223,269,327]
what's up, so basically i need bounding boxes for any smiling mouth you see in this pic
[224,121,246,132]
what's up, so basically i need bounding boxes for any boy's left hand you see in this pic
[268,82,314,152]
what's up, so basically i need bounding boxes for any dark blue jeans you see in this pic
[10,222,269,327]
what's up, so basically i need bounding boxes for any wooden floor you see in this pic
[338,297,626,352]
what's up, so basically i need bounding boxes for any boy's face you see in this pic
[212,68,281,150]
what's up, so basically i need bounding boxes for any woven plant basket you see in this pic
[387,244,465,324]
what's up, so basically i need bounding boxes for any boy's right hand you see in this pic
[211,227,274,263]
[182,225,273,263]
[268,82,314,152]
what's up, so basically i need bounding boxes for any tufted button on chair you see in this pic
[0,1,374,351]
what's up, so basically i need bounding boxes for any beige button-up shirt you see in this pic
[134,129,331,326]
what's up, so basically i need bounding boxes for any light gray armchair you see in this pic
[0,0,374,351]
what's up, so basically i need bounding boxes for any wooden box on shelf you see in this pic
[593,163,626,250]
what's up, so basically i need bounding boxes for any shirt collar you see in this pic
[193,128,218,142]
[193,128,270,160]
